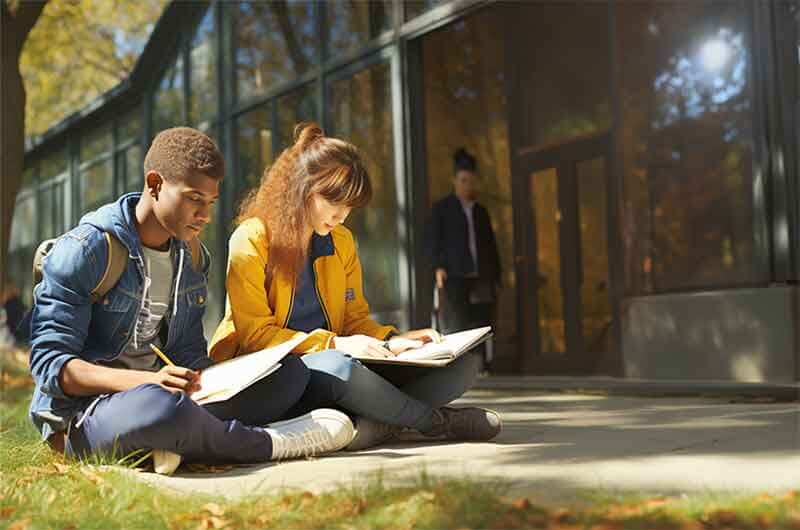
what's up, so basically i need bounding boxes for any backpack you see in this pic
[16,233,204,344]
[31,232,203,302]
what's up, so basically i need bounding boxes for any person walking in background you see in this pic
[428,148,501,371]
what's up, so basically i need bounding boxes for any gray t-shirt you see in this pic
[111,244,174,371]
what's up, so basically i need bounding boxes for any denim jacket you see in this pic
[28,193,214,441]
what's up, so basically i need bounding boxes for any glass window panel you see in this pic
[9,193,36,251]
[618,1,761,293]
[39,184,55,241]
[236,104,273,215]
[190,8,217,126]
[327,1,392,58]
[233,1,317,103]
[22,166,37,189]
[7,248,34,308]
[276,84,317,151]
[421,7,517,345]
[80,125,112,163]
[329,61,402,321]
[200,202,223,337]
[153,53,185,132]
[405,0,442,21]
[577,158,612,354]
[80,159,113,213]
[119,110,142,145]
[41,148,68,181]
[531,168,565,354]
[517,2,611,152]
[124,144,143,192]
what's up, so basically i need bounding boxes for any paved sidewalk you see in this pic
[140,390,800,503]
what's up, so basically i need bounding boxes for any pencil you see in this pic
[150,344,175,366]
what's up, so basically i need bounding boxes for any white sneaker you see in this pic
[264,408,355,461]
[152,449,182,475]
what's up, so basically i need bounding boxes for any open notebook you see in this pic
[355,326,492,367]
[191,334,306,405]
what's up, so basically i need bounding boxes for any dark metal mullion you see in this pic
[749,0,778,283]
[183,30,191,126]
[403,36,431,328]
[216,0,232,318]
[607,0,624,376]
[559,161,583,366]
[316,0,326,130]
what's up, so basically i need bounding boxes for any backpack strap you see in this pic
[89,233,128,304]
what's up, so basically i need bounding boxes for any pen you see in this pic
[150,344,175,366]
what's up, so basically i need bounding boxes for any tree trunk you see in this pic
[0,1,47,289]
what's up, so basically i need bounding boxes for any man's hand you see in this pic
[435,268,448,289]
[397,328,442,344]
[149,365,201,394]
[333,334,394,358]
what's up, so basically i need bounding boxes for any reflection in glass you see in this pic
[421,7,516,348]
[517,2,611,152]
[9,193,37,306]
[617,2,760,293]
[277,84,317,151]
[326,1,392,58]
[81,126,112,163]
[153,54,185,132]
[531,168,565,354]
[329,62,402,320]
[124,144,143,192]
[190,8,217,126]
[200,202,223,336]
[81,159,113,214]
[233,1,316,103]
[119,111,142,145]
[577,157,611,354]
[236,105,273,212]
[405,0,442,21]
[41,149,68,181]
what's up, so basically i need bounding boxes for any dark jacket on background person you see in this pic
[428,193,501,283]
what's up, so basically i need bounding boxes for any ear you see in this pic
[145,171,163,200]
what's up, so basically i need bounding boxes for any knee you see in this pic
[304,349,356,383]
[128,384,195,433]
[450,352,481,384]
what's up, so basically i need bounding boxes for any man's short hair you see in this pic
[144,127,225,180]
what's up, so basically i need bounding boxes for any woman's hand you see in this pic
[149,365,202,394]
[333,334,394,358]
[386,337,424,354]
[397,328,442,344]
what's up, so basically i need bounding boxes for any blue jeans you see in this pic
[65,354,310,463]
[285,350,481,433]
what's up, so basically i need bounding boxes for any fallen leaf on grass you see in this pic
[185,464,235,474]
[197,515,229,529]
[202,503,225,517]
[53,463,71,474]
[0,507,15,518]
[510,498,531,510]
[79,468,105,485]
[8,518,30,530]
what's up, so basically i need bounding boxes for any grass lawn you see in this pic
[2,348,799,530]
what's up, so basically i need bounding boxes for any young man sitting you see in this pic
[28,127,353,473]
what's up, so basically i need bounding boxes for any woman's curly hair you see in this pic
[237,122,372,286]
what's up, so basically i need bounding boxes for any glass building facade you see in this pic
[15,0,799,382]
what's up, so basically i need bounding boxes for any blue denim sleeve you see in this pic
[29,229,106,400]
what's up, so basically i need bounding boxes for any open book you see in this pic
[191,334,306,405]
[355,326,492,367]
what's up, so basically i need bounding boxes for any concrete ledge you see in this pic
[475,375,800,401]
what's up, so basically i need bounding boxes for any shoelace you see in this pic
[274,427,334,460]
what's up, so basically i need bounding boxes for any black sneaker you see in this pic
[426,407,502,441]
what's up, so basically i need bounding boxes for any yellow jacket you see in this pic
[209,217,397,361]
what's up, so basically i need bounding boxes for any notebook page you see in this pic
[192,334,306,402]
